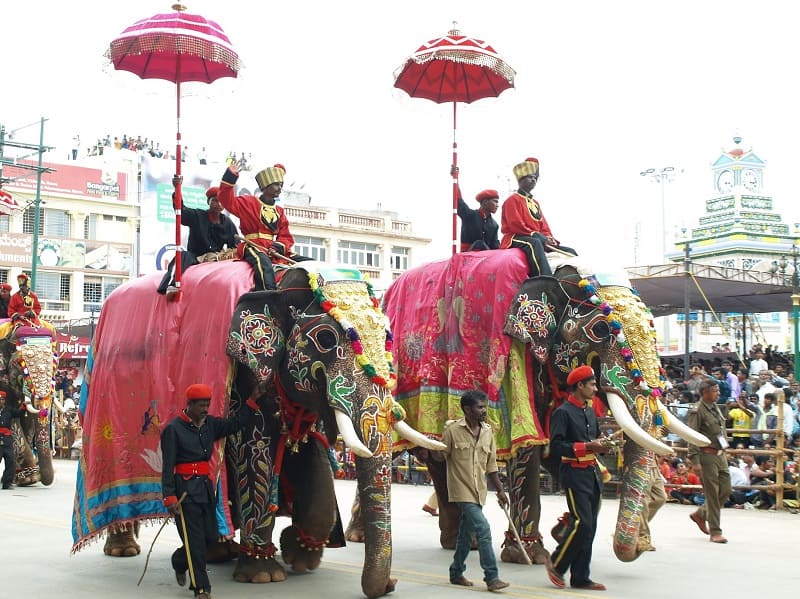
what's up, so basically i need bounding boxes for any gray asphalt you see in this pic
[0,459,796,598]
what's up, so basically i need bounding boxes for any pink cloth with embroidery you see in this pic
[387,250,547,456]
[71,261,253,552]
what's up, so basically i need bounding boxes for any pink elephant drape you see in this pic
[71,261,253,552]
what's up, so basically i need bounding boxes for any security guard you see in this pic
[0,388,29,489]
[545,365,609,591]
[686,379,731,544]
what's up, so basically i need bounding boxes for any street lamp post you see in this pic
[641,166,677,353]
[771,243,800,379]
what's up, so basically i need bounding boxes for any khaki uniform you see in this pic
[686,400,731,536]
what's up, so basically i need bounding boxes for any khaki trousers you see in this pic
[696,453,731,536]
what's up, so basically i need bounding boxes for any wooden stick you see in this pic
[501,504,533,566]
[235,235,296,265]
[137,492,187,586]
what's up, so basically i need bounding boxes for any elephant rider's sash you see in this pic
[244,232,275,241]
[174,461,210,477]
[562,453,597,468]
[0,427,11,436]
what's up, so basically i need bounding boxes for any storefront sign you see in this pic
[56,333,90,360]
[5,160,128,201]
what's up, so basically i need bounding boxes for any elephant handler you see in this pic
[686,379,731,544]
[452,166,500,252]
[161,384,263,599]
[500,157,577,277]
[545,365,609,591]
[442,390,510,592]
[158,186,239,297]
[218,161,295,291]
[0,389,30,490]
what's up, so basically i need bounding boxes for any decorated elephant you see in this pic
[347,249,707,564]
[0,321,60,487]
[71,260,442,599]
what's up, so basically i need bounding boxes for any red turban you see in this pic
[566,365,595,387]
[475,189,499,203]
[185,383,212,401]
[206,186,220,202]
[0,283,11,291]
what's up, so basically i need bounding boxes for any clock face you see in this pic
[742,169,759,191]
[716,170,733,193]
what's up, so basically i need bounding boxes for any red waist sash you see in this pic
[174,461,210,476]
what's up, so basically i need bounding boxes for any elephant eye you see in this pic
[307,324,339,353]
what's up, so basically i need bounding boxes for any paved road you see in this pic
[0,459,796,598]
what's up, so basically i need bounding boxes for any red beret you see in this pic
[206,187,220,201]
[475,189,499,203]
[566,365,595,387]
[0,283,11,291]
[0,390,6,398]
[185,383,212,401]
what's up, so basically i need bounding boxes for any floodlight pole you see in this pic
[683,239,691,381]
[31,117,46,289]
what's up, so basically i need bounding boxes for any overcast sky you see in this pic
[3,1,799,265]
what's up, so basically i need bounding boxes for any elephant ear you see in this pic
[226,290,287,384]
[504,288,559,364]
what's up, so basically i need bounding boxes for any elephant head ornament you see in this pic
[228,265,443,598]
[0,324,59,486]
[505,264,709,561]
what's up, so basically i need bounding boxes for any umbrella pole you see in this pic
[170,63,184,301]
[451,101,458,256]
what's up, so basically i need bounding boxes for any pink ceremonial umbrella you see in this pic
[107,3,240,298]
[394,28,515,255]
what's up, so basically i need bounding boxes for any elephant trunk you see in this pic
[36,422,54,486]
[612,441,651,562]
[355,453,394,599]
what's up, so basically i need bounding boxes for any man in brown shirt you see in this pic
[687,379,731,543]
[443,390,509,592]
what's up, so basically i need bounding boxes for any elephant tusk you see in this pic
[52,396,66,414]
[24,401,39,415]
[334,411,373,458]
[394,420,447,451]
[655,399,711,447]
[606,392,673,456]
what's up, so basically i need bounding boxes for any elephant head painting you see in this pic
[371,249,708,565]
[0,322,59,487]
[71,260,441,599]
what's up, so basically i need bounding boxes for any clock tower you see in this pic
[711,135,765,195]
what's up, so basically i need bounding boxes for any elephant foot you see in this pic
[233,551,287,583]
[207,539,239,563]
[103,529,141,557]
[500,532,549,565]
[280,525,325,572]
[345,520,365,543]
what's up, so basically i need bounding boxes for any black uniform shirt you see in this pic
[550,395,602,492]
[160,405,254,504]
[457,197,500,250]
[0,404,25,446]
[182,206,238,256]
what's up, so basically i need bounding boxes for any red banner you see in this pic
[4,160,127,201]
[56,333,90,360]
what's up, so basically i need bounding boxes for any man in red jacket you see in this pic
[8,273,41,321]
[500,157,576,277]
[218,162,295,290]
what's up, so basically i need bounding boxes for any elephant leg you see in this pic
[501,445,549,565]
[280,440,338,573]
[230,406,286,584]
[104,524,141,557]
[12,420,39,486]
[424,456,460,550]
[345,492,365,542]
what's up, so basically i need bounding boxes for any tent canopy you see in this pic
[626,262,795,318]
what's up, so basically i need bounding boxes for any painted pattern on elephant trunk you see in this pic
[593,283,668,562]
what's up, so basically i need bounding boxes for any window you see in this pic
[83,276,123,312]
[0,214,9,233]
[293,235,327,262]
[0,270,7,284]
[84,214,98,240]
[35,271,71,312]
[23,207,70,237]
[337,240,380,268]
[390,246,409,270]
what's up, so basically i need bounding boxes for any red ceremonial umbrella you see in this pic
[107,3,240,298]
[394,28,515,255]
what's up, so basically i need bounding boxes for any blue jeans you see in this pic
[449,502,499,584]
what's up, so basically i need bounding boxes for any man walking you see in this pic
[545,365,609,591]
[443,390,510,592]
[686,379,731,544]
[161,384,262,599]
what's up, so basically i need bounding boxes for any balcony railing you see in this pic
[339,214,384,229]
